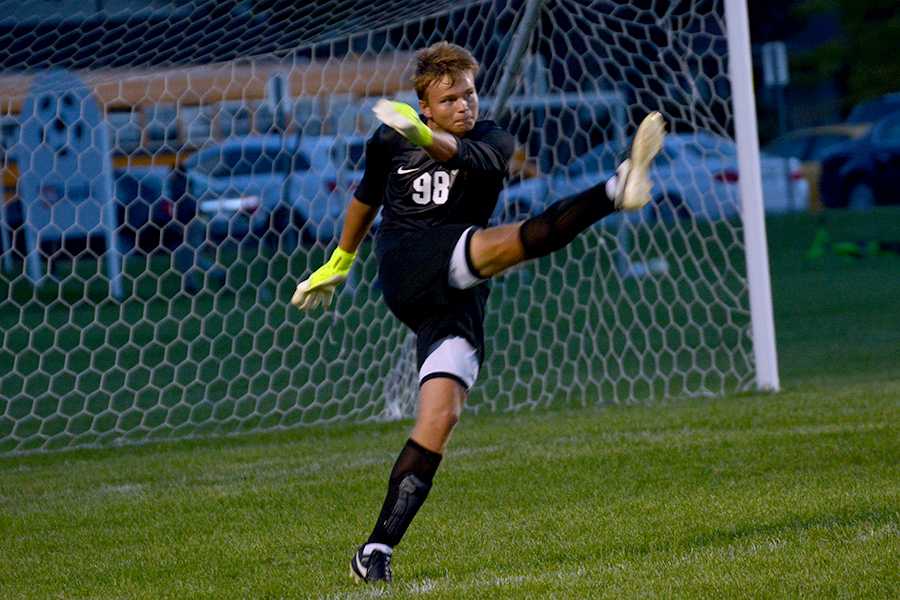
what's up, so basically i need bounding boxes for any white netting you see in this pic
[0,0,770,453]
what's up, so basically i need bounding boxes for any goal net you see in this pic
[0,0,767,453]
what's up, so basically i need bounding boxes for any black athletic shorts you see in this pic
[375,224,490,370]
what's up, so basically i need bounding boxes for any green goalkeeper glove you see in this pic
[372,99,434,147]
[291,247,357,311]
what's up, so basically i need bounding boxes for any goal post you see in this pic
[0,0,780,453]
[725,0,780,391]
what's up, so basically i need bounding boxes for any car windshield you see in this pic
[194,144,305,177]
[876,114,900,144]
[847,98,900,123]
[807,134,854,160]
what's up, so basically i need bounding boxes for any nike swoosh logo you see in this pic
[397,166,421,174]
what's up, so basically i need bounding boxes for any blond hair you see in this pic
[413,41,480,99]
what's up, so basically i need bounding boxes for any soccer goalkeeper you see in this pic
[292,41,665,584]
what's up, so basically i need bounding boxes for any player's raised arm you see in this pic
[372,99,513,172]
[442,124,514,173]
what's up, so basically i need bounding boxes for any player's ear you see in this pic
[419,97,432,120]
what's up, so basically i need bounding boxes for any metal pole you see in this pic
[491,0,546,122]
[725,0,780,391]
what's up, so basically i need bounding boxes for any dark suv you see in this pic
[820,112,900,209]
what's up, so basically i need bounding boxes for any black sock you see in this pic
[367,438,443,548]
[519,179,616,259]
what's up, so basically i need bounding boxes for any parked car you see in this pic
[846,92,900,125]
[178,134,300,248]
[819,111,900,209]
[175,133,367,249]
[764,124,869,211]
[496,132,808,224]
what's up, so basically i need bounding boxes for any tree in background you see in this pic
[798,0,900,113]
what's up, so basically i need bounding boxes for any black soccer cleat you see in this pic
[350,544,393,584]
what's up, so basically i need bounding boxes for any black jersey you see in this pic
[354,120,515,233]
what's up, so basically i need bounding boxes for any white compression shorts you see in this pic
[448,226,485,290]
[418,335,480,390]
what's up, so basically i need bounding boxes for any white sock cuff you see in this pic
[363,542,393,556]
[418,336,480,389]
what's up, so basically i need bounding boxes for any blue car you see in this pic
[177,134,368,249]
[178,135,303,248]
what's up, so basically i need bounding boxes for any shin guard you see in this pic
[367,438,442,548]
[381,473,432,544]
[519,180,616,258]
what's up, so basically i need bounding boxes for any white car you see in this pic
[495,132,809,224]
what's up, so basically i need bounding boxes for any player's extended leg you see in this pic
[471,111,666,278]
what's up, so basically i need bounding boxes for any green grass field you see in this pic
[1,209,899,598]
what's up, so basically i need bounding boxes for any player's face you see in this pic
[420,70,478,135]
